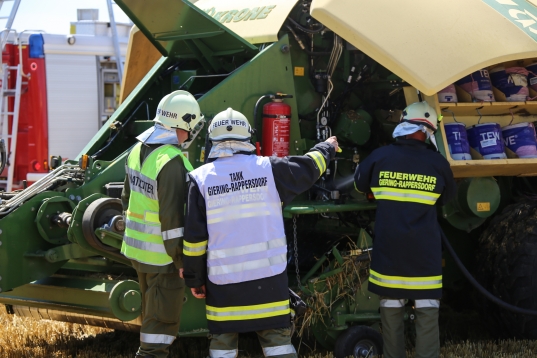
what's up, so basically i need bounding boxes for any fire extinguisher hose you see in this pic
[254,94,273,142]
[441,230,537,316]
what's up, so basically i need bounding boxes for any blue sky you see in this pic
[5,0,131,35]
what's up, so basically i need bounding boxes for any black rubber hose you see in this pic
[0,139,6,174]
[285,25,332,56]
[441,230,537,316]
[287,17,325,34]
[92,101,150,160]
[254,94,273,143]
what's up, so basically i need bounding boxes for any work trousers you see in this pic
[208,328,297,358]
[136,272,185,358]
[380,298,440,358]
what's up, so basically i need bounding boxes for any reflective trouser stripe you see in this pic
[371,187,440,205]
[207,300,290,321]
[207,202,277,224]
[208,237,286,260]
[263,344,296,356]
[210,349,238,358]
[126,218,161,236]
[415,299,440,308]
[140,333,175,345]
[162,227,184,240]
[208,253,286,276]
[380,299,406,308]
[305,151,326,176]
[369,270,442,290]
[183,240,208,256]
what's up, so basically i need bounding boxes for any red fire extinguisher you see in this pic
[261,93,293,157]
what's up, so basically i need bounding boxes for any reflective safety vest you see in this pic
[121,142,193,266]
[189,155,286,285]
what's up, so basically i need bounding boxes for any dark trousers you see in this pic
[136,272,185,358]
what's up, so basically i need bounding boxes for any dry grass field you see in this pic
[1,306,537,357]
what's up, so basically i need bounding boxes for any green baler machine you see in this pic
[2,0,537,355]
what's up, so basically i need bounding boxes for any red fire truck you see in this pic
[1,23,129,190]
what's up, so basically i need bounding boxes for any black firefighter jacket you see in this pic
[355,138,456,300]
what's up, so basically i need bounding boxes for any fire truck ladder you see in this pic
[0,62,22,191]
[106,0,123,84]
[0,0,21,51]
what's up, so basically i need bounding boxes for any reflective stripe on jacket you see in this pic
[121,142,193,266]
[188,155,286,285]
[369,269,442,290]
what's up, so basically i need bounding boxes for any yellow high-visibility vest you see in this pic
[121,142,193,266]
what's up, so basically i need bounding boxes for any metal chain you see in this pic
[293,215,302,288]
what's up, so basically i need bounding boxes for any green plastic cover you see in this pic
[115,0,258,58]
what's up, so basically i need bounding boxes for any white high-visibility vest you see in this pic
[189,155,287,285]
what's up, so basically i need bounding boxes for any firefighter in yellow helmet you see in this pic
[121,90,203,358]
[354,101,456,358]
[182,108,339,358]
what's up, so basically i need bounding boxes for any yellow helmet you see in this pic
[153,90,203,132]
[208,108,253,141]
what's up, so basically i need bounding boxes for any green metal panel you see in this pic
[0,274,208,336]
[283,200,377,218]
[333,109,372,145]
[0,276,122,317]
[114,0,257,60]
[0,192,68,293]
[443,177,500,232]
[34,196,75,245]
[182,35,302,166]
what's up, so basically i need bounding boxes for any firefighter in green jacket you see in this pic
[121,90,203,358]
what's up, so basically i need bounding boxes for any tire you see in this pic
[334,325,383,358]
[475,199,537,338]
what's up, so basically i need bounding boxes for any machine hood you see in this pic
[114,0,257,59]
[194,0,299,44]
[311,0,537,95]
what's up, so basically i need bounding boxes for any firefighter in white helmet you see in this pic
[354,101,456,358]
[182,107,339,358]
[121,90,203,358]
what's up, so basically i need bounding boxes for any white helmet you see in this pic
[208,108,252,141]
[400,101,438,132]
[153,90,203,132]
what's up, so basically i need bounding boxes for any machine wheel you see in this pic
[476,199,537,338]
[82,197,123,255]
[334,325,383,358]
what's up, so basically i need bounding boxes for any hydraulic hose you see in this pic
[285,25,332,56]
[441,230,537,316]
[0,139,6,175]
[287,17,325,34]
[92,101,150,160]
